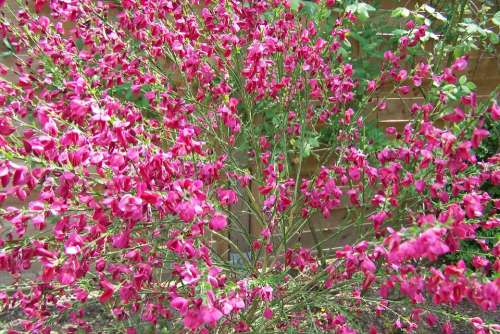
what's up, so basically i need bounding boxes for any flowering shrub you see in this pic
[0,0,499,333]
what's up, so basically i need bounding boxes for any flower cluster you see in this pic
[0,1,498,333]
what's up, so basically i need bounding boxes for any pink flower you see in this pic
[59,268,76,285]
[442,108,465,123]
[348,166,361,182]
[118,195,143,220]
[0,118,15,136]
[442,321,453,334]
[171,297,189,314]
[99,279,115,303]
[260,285,273,301]
[209,214,227,231]
[119,284,137,304]
[217,188,238,205]
[343,64,353,77]
[347,189,360,206]
[367,80,377,92]
[64,245,80,255]
[471,128,489,148]
[490,102,500,120]
[178,200,203,223]
[385,127,397,136]
[369,211,389,230]
[235,321,250,332]
[361,259,376,273]
[415,180,426,193]
[463,193,484,218]
[263,307,273,319]
[74,288,89,303]
[471,256,489,269]
[180,262,200,285]
[112,231,130,249]
[0,1,498,332]
[426,313,438,327]
[183,309,203,330]
[452,56,468,71]
[201,305,223,324]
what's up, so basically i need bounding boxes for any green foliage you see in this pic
[391,7,410,18]
[493,11,500,26]
[108,82,160,119]
[291,0,319,17]
[345,2,376,21]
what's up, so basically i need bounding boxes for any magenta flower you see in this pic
[209,214,228,231]
[0,1,497,333]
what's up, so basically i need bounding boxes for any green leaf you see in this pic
[391,29,408,36]
[459,75,467,85]
[302,1,318,16]
[302,136,320,158]
[338,46,349,58]
[489,32,499,44]
[466,81,476,90]
[391,7,410,18]
[442,84,456,91]
[346,2,375,21]
[493,11,500,26]
[345,4,356,12]
[453,46,464,58]
[442,84,458,97]
[2,38,13,52]
[414,14,426,25]
[75,38,84,50]
[290,0,301,11]
[462,22,486,35]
